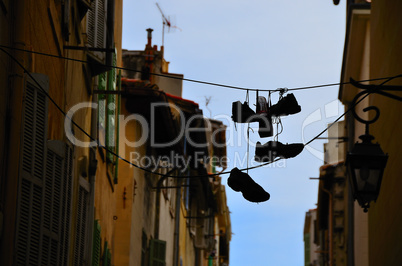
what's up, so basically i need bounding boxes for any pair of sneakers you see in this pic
[227,168,270,203]
[254,141,304,163]
[231,93,301,137]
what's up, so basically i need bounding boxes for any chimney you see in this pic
[146,28,153,47]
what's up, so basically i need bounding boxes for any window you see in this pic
[141,230,148,266]
[92,220,102,266]
[149,239,166,266]
[15,74,73,265]
[74,176,91,265]
[87,0,106,58]
[86,0,115,76]
[102,241,112,266]
[98,50,120,184]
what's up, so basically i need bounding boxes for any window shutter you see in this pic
[149,239,166,266]
[74,177,91,265]
[15,73,49,265]
[102,241,112,266]
[205,210,215,250]
[62,0,70,40]
[92,220,102,266]
[87,0,95,47]
[141,231,148,266]
[106,50,116,164]
[98,72,107,95]
[41,140,74,266]
[98,72,107,133]
[87,0,107,61]
[15,74,74,265]
[60,142,74,266]
[114,69,121,183]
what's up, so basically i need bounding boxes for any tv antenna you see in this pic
[156,3,181,47]
[205,96,212,117]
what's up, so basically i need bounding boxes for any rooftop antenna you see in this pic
[205,96,212,118]
[156,3,181,47]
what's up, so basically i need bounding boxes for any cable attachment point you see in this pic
[277,88,288,96]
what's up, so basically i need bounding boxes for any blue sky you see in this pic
[122,0,346,265]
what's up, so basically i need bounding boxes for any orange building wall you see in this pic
[368,1,402,265]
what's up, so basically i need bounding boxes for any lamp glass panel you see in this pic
[354,168,380,192]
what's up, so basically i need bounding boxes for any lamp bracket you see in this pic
[349,77,402,136]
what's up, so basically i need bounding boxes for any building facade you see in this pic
[114,31,231,265]
[306,1,402,265]
[0,1,230,265]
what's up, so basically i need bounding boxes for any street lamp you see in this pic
[346,132,388,212]
[345,78,402,212]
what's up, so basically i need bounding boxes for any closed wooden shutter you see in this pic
[42,140,74,266]
[87,0,107,61]
[60,142,74,266]
[92,220,102,266]
[15,74,74,265]
[149,239,166,266]
[102,241,112,266]
[74,177,91,265]
[15,73,49,265]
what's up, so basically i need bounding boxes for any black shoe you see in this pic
[255,141,304,162]
[227,168,270,203]
[242,186,270,203]
[270,93,301,117]
[232,101,256,123]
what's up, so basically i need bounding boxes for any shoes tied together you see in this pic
[228,93,305,203]
[232,93,301,137]
[227,168,270,203]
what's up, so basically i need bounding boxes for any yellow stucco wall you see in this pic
[368,2,402,265]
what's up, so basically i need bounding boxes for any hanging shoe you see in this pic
[227,167,270,203]
[252,96,273,137]
[242,185,270,203]
[254,141,304,162]
[256,96,268,114]
[257,114,273,138]
[232,101,256,123]
[269,93,301,117]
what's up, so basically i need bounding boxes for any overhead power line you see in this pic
[0,45,400,93]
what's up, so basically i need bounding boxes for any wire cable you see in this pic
[1,44,401,93]
[304,76,399,146]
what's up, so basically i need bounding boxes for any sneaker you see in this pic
[232,101,256,123]
[227,167,270,203]
[256,96,268,114]
[242,186,270,203]
[269,93,301,117]
[254,141,304,162]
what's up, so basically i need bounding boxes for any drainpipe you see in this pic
[320,182,333,266]
[86,76,99,266]
[346,110,355,266]
[173,177,182,266]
